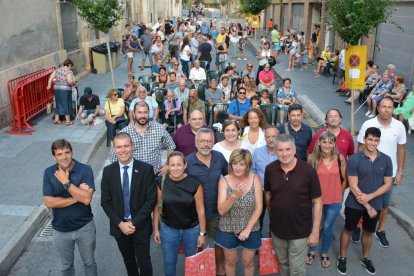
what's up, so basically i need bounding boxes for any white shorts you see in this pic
[127,52,134,59]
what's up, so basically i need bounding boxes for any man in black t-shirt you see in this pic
[197,36,212,70]
[77,87,100,124]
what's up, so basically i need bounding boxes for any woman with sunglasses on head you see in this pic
[153,151,206,276]
[104,89,128,144]
[213,120,242,162]
[305,131,347,268]
[217,149,263,276]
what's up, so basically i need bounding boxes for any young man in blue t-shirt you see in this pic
[337,127,392,275]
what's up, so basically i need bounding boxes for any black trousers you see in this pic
[115,232,152,276]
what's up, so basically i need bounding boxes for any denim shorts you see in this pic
[382,179,395,207]
[216,229,262,250]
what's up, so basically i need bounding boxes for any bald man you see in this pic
[173,110,209,156]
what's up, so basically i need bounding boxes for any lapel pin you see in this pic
[134,169,139,173]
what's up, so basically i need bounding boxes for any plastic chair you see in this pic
[260,104,277,126]
[212,103,229,124]
[199,61,208,71]
[138,75,155,83]
[206,70,219,84]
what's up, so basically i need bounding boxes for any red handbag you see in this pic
[184,248,216,276]
[258,238,280,275]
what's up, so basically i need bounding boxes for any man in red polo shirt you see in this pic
[308,109,355,158]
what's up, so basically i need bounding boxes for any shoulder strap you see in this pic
[108,101,112,116]
[284,123,290,135]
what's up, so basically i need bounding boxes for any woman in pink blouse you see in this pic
[306,131,347,268]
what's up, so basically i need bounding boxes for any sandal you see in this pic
[65,121,73,126]
[53,120,61,125]
[305,253,315,265]
[321,255,331,268]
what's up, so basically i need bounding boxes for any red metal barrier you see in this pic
[8,68,56,135]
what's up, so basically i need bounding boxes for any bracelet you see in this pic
[398,171,404,176]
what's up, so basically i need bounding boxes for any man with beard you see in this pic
[109,101,175,176]
[186,128,228,276]
[277,104,312,161]
[308,109,355,158]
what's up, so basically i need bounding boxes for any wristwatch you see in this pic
[63,181,71,190]
[199,232,207,237]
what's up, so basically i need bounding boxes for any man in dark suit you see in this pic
[101,132,156,276]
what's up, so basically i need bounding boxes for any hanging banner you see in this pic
[345,45,367,90]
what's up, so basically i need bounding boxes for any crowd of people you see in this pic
[41,15,413,276]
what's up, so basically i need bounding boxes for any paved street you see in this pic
[3,20,414,276]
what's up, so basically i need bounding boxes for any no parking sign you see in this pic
[345,46,367,90]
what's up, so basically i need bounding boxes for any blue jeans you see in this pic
[160,222,200,276]
[309,203,342,254]
[53,219,97,276]
[180,59,190,78]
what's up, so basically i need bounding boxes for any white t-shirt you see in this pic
[229,34,240,43]
[212,142,233,162]
[357,117,406,177]
[259,50,271,66]
[180,45,191,61]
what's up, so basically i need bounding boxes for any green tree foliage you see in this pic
[72,0,123,34]
[325,0,398,45]
[239,0,271,15]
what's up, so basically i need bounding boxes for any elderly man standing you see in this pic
[173,110,208,156]
[174,79,190,103]
[186,128,228,276]
[308,108,355,158]
[109,101,175,176]
[265,134,322,276]
[252,126,279,231]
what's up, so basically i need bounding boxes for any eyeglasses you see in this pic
[174,64,179,66]
[188,96,196,99]
[238,92,246,95]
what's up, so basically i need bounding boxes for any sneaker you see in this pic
[368,114,376,119]
[351,227,361,243]
[337,257,347,275]
[237,57,241,60]
[243,58,247,60]
[375,230,389,248]
[360,258,376,275]
[365,111,371,116]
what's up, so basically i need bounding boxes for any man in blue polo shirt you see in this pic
[277,104,312,161]
[228,87,251,121]
[186,128,228,276]
[43,139,97,275]
[252,126,279,232]
[337,127,392,275]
